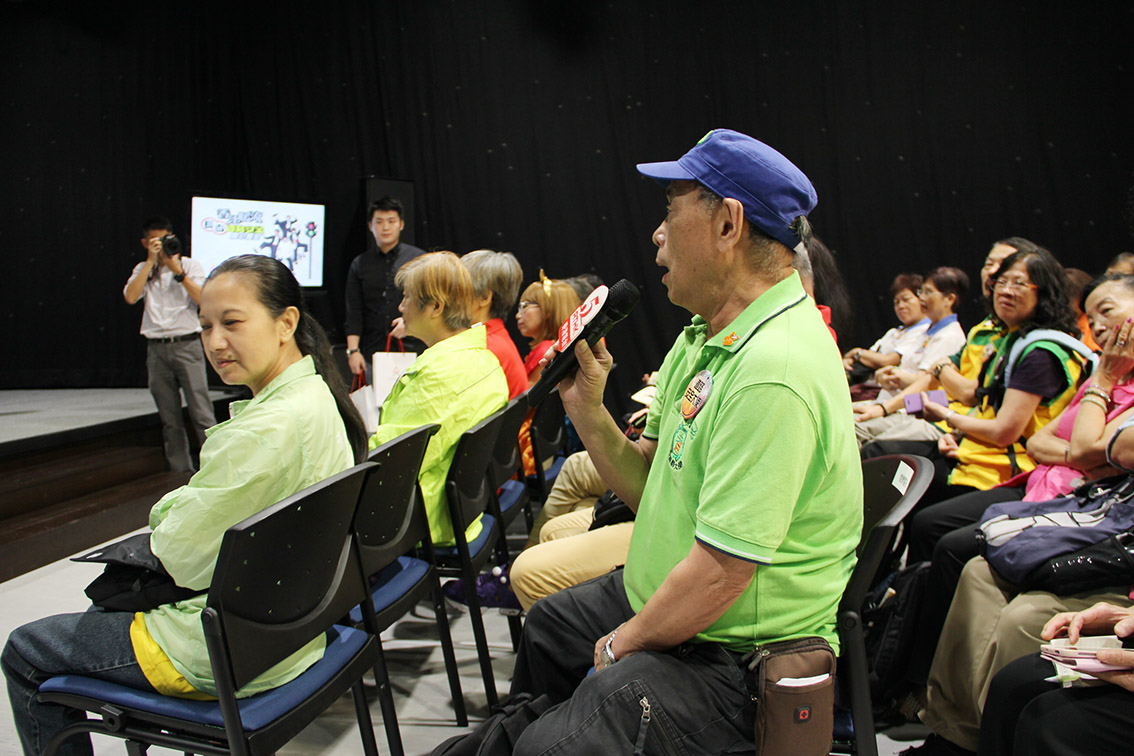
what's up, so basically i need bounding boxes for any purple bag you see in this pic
[979,475,1134,585]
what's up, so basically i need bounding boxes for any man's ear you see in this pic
[717,197,746,249]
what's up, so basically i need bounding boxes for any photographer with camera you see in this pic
[123,216,216,472]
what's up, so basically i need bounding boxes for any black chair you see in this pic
[436,408,507,707]
[349,423,468,756]
[483,396,533,650]
[488,394,535,538]
[38,463,382,756]
[831,454,933,756]
[526,388,568,503]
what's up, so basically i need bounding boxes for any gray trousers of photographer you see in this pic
[510,570,757,756]
[147,338,216,472]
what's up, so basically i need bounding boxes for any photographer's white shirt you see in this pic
[124,257,206,339]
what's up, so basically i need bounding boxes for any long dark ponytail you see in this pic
[206,255,368,462]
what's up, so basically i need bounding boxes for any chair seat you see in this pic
[434,513,496,563]
[544,455,565,482]
[498,479,528,515]
[38,625,369,732]
[349,556,431,624]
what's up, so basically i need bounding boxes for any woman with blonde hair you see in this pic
[370,251,508,546]
[515,271,581,386]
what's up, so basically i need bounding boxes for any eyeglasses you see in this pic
[916,287,939,297]
[993,278,1038,292]
[517,301,541,311]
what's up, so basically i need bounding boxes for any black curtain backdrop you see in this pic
[3,1,1132,416]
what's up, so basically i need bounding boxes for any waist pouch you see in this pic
[745,636,836,756]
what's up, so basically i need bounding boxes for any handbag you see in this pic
[1017,530,1134,594]
[980,474,1134,585]
[72,532,204,612]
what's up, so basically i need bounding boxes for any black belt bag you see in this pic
[745,636,836,756]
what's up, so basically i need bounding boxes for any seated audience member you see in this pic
[2,255,366,756]
[907,247,1089,541]
[897,275,1134,743]
[853,267,969,446]
[515,272,582,386]
[843,273,928,384]
[860,238,1036,461]
[1106,250,1134,275]
[460,249,527,399]
[1065,267,1101,351]
[979,602,1134,756]
[505,129,861,754]
[369,251,508,546]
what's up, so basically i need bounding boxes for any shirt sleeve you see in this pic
[149,413,302,590]
[124,261,147,300]
[695,382,818,564]
[916,324,966,371]
[1007,348,1067,401]
[183,257,207,287]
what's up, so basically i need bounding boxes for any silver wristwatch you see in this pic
[601,629,618,667]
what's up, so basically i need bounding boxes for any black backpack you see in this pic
[430,693,554,756]
[862,561,931,709]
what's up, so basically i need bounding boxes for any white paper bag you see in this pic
[349,380,380,434]
[371,350,418,414]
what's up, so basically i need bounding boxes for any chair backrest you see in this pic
[528,388,567,469]
[487,395,528,490]
[842,454,933,610]
[354,424,441,575]
[444,408,506,536]
[204,462,376,691]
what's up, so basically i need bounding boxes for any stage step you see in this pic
[0,470,190,583]
[0,444,165,520]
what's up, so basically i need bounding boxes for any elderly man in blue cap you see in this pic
[507,129,863,755]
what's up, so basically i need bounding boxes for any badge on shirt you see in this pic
[681,370,713,421]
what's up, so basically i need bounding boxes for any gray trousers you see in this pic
[510,570,757,756]
[146,339,216,471]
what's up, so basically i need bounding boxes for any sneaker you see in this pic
[442,563,523,614]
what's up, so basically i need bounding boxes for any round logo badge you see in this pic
[681,370,713,421]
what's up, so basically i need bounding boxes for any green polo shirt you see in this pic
[624,273,862,652]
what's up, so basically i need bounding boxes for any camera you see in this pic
[158,234,182,257]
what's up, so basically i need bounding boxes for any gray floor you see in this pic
[0,537,924,756]
[0,388,233,445]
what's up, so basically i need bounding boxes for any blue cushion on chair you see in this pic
[543,455,565,483]
[38,625,369,732]
[349,556,430,623]
[434,514,496,561]
[497,480,527,515]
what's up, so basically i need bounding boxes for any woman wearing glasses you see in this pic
[515,273,581,386]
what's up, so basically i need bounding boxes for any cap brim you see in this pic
[635,160,697,182]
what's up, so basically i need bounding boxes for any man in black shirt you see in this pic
[344,195,427,375]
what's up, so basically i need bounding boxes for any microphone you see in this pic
[528,279,640,406]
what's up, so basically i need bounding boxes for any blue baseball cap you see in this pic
[636,129,817,249]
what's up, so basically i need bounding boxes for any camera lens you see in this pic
[160,235,182,256]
